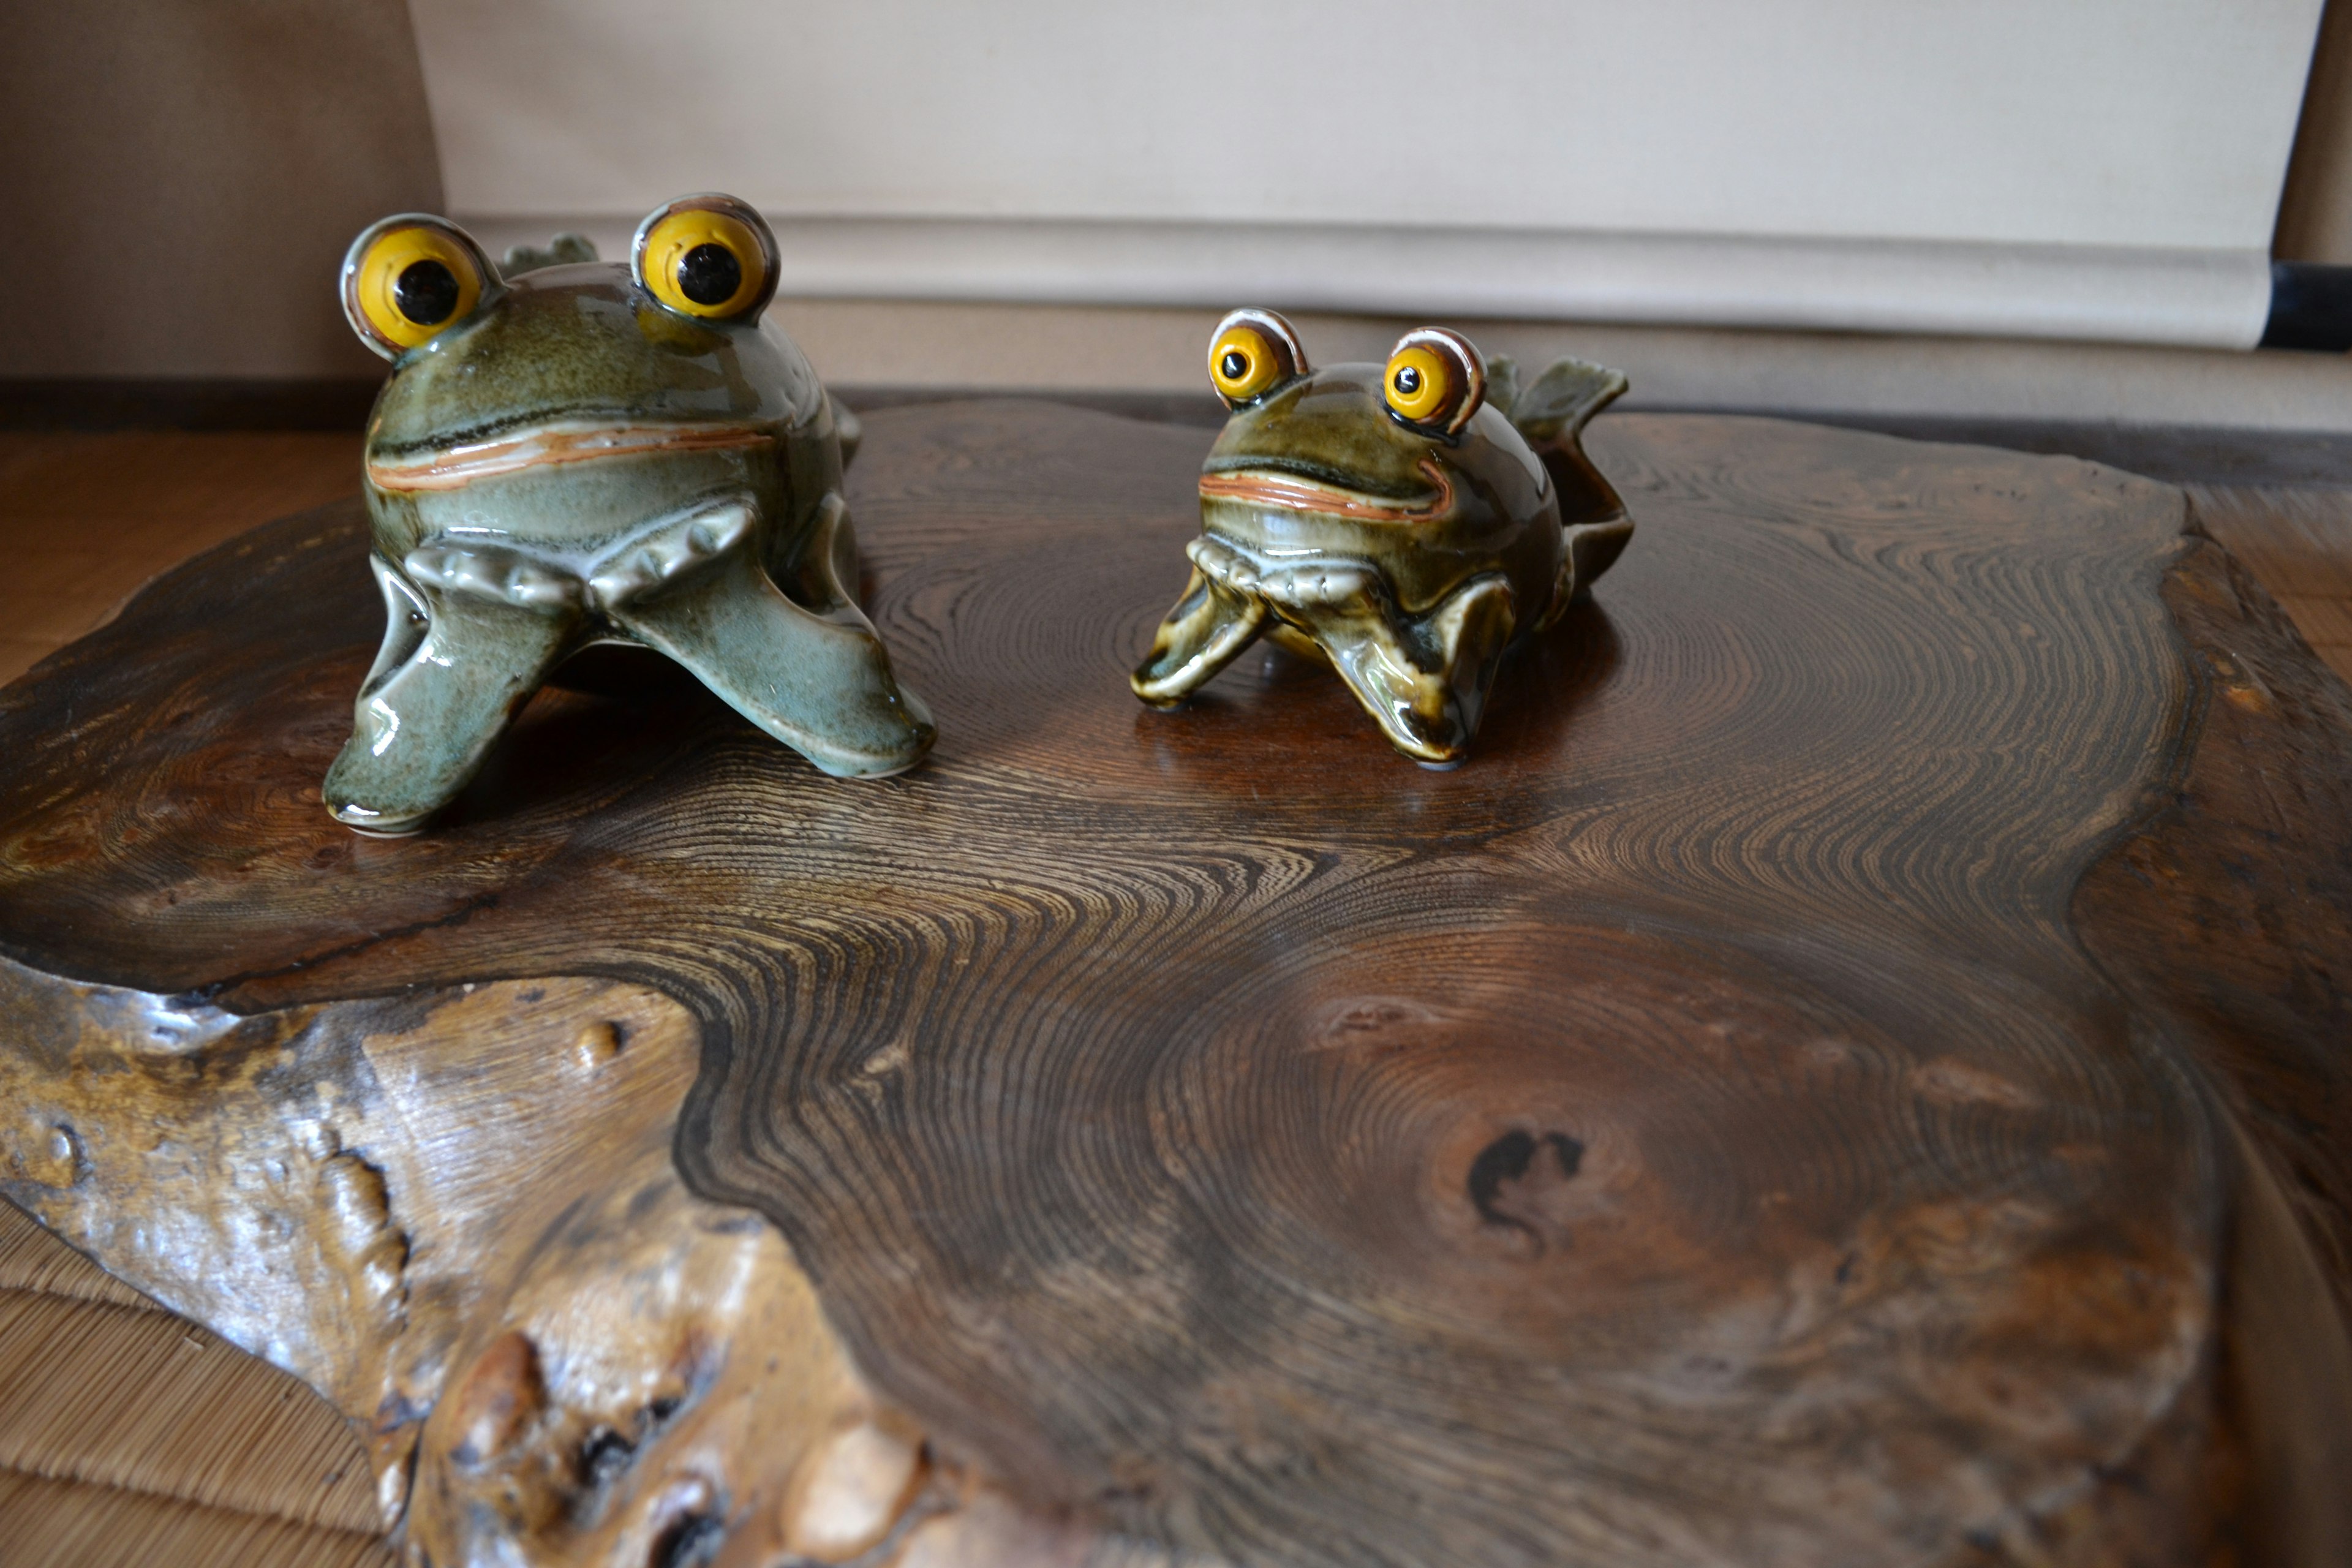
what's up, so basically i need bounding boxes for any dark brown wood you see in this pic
[2072,522,2352,1568]
[2,404,2349,1567]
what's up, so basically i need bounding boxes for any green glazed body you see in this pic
[1134,347,1634,763]
[326,260,932,834]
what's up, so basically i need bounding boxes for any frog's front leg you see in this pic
[324,552,583,834]
[1131,549,1270,707]
[595,496,934,778]
[1267,562,1517,765]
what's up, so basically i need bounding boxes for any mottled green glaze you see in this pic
[1133,335,1633,764]
[325,225,932,835]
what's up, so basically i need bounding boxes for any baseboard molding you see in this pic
[0,379,382,432]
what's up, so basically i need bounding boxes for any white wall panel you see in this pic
[410,0,2324,344]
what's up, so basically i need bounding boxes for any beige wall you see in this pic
[5,0,2346,415]
[419,0,2322,347]
[0,0,443,379]
[422,0,2315,250]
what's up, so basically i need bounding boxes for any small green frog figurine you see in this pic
[325,195,933,834]
[1133,310,1632,765]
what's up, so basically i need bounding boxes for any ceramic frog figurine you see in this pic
[1132,309,1632,764]
[324,194,933,834]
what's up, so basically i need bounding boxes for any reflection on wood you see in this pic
[1,405,2348,1566]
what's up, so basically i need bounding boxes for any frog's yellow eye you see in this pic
[1207,307,1309,407]
[342,216,497,359]
[1382,327,1487,437]
[632,194,778,321]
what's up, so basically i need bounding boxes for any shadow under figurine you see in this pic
[325,194,933,835]
[1132,309,1633,765]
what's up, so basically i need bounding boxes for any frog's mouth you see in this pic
[368,418,776,493]
[1197,458,1452,522]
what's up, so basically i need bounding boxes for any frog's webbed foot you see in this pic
[605,496,934,778]
[1283,565,1517,764]
[1170,538,1517,763]
[1129,552,1270,707]
[324,553,582,835]
[324,494,932,832]
[1502,354,1636,625]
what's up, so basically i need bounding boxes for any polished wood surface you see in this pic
[2,431,2349,692]
[1,406,2350,1566]
[2187,481,2352,679]
[0,431,360,685]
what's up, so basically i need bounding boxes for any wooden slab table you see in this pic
[1,402,2348,1568]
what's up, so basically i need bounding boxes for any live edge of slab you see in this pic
[2,402,2350,1568]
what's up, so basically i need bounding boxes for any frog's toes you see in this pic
[600,502,933,779]
[1131,554,1269,707]
[1293,569,1518,765]
[323,554,581,834]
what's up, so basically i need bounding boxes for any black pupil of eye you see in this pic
[1393,364,1423,396]
[677,243,744,307]
[393,259,461,326]
[1220,349,1251,382]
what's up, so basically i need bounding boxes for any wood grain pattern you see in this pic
[1,404,2348,1566]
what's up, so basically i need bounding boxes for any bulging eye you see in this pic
[633,195,777,320]
[1384,347,1449,420]
[1383,327,1487,437]
[1210,327,1278,402]
[342,217,495,358]
[1207,307,1308,406]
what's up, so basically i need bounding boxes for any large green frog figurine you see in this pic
[325,194,933,834]
[1133,309,1632,764]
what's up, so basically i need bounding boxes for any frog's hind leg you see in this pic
[1279,564,1517,766]
[1509,355,1635,624]
[601,497,934,779]
[1561,515,1636,603]
[1131,566,1269,707]
[1509,355,1629,531]
[323,554,579,834]
[829,395,863,470]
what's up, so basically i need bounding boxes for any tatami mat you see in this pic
[0,1204,387,1563]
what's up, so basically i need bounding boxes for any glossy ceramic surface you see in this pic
[324,197,932,834]
[1133,311,1633,764]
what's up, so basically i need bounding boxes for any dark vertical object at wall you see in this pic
[2275,0,2352,266]
[0,1,444,380]
[2261,261,2352,350]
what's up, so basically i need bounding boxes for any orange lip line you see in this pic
[368,422,774,492]
[1197,459,1452,522]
